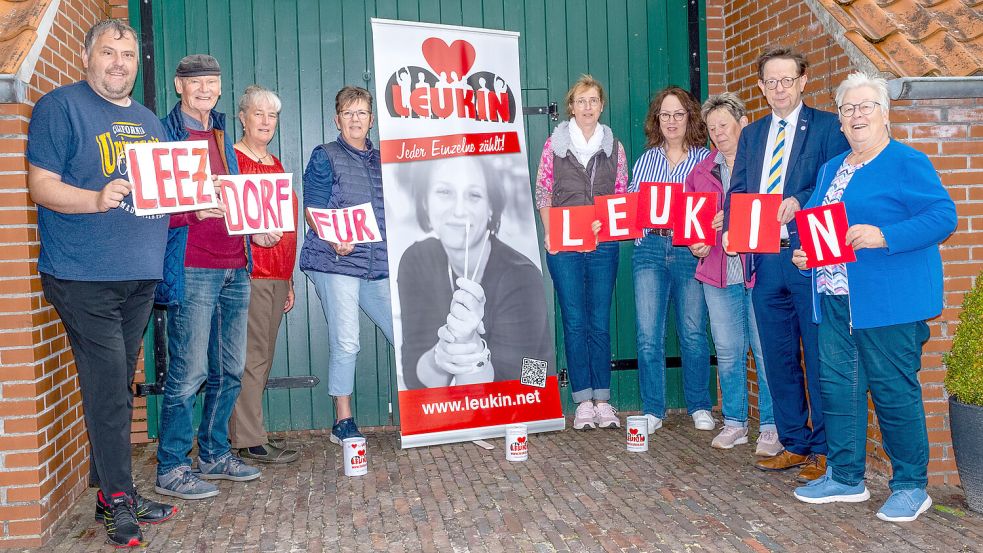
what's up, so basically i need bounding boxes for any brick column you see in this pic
[0,1,133,547]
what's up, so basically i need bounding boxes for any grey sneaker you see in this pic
[755,430,783,457]
[711,426,749,449]
[155,466,219,500]
[195,453,261,482]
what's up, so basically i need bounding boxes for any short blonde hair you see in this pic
[835,71,890,120]
[701,92,747,122]
[564,75,607,118]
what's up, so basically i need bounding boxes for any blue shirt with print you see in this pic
[27,81,169,281]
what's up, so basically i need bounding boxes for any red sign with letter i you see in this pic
[728,193,782,253]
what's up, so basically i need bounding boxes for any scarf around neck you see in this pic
[568,118,603,168]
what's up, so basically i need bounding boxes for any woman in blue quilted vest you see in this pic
[300,86,394,445]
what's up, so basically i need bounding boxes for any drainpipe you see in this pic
[887,77,983,100]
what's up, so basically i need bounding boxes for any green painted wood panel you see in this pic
[139,0,709,437]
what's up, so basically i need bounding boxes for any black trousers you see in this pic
[41,274,156,497]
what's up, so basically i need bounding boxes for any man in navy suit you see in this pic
[723,48,849,482]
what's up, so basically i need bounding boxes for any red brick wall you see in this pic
[0,1,135,548]
[705,0,982,486]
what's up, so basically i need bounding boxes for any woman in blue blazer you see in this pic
[790,72,957,522]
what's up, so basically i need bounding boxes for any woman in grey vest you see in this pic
[534,75,629,430]
[300,86,394,446]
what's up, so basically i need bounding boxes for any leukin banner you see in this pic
[371,18,564,448]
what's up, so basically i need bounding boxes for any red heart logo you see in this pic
[517,436,526,443]
[351,443,358,449]
[422,38,476,83]
[629,428,638,435]
[357,449,365,456]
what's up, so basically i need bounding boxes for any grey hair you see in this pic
[237,85,282,114]
[835,71,890,119]
[84,19,138,53]
[701,92,747,122]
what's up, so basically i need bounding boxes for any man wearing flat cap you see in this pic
[154,54,281,500]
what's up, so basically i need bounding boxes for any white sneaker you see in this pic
[645,414,663,434]
[711,426,749,449]
[755,430,783,457]
[573,402,596,430]
[594,402,621,428]
[692,410,715,431]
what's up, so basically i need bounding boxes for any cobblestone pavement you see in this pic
[22,416,983,552]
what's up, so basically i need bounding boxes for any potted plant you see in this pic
[944,271,983,514]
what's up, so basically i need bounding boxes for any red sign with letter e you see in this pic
[125,141,218,216]
[548,205,596,252]
[672,192,718,246]
[728,193,782,253]
[794,202,856,268]
[594,194,643,242]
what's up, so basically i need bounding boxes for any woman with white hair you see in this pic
[229,85,300,464]
[790,72,956,522]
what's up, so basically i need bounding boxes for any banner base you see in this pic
[400,417,566,449]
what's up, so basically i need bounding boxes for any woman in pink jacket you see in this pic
[685,93,780,456]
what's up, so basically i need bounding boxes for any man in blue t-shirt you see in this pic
[26,19,178,548]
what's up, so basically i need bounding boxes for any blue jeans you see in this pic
[752,250,825,456]
[306,271,394,397]
[632,234,711,417]
[545,241,619,403]
[819,294,929,490]
[157,268,250,475]
[703,283,775,431]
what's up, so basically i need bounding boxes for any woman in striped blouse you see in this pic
[629,86,713,435]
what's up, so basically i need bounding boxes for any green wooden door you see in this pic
[133,0,711,437]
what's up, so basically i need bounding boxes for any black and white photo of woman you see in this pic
[394,155,553,389]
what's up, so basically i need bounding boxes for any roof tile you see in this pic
[816,0,983,76]
[0,0,52,77]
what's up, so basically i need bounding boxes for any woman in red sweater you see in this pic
[229,85,299,463]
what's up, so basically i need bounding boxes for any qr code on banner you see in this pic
[520,358,548,388]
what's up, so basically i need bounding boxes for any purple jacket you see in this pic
[685,150,754,289]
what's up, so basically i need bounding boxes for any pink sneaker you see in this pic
[711,426,749,449]
[594,402,620,428]
[573,402,596,430]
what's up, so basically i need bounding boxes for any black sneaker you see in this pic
[102,492,142,548]
[329,417,364,445]
[96,490,177,525]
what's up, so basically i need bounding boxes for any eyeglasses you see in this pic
[837,100,881,118]
[658,111,687,122]
[574,97,601,108]
[339,110,371,120]
[761,76,802,90]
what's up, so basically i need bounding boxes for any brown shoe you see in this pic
[754,450,809,471]
[796,454,827,483]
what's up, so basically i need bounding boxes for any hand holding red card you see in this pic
[672,192,718,246]
[594,194,643,242]
[548,205,596,252]
[794,202,856,268]
[728,194,782,253]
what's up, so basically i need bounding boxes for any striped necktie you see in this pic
[766,119,788,194]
